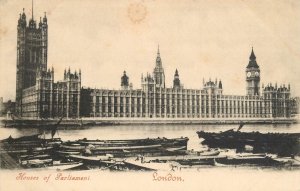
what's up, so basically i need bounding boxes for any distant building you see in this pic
[291,97,300,117]
[0,100,16,117]
[0,97,3,116]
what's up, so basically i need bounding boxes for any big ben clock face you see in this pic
[247,72,251,77]
[255,71,259,77]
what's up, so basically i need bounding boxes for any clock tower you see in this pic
[246,47,260,96]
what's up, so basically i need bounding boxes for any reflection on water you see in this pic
[1,124,299,151]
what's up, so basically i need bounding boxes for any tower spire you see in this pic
[250,46,256,60]
[155,45,162,66]
[246,47,259,68]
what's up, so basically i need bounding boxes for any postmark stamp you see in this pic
[127,2,147,24]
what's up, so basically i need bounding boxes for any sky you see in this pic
[0,0,300,101]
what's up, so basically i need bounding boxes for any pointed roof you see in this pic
[42,12,47,23]
[246,47,259,68]
[218,80,223,89]
[250,47,256,60]
[175,69,179,76]
[155,45,162,67]
[121,70,129,86]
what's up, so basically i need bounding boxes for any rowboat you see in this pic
[215,155,281,166]
[0,149,28,154]
[165,146,187,152]
[198,150,220,156]
[91,144,162,151]
[56,151,81,155]
[76,137,189,148]
[176,158,216,166]
[69,154,112,164]
[44,162,83,170]
[60,144,162,151]
[21,158,53,167]
[143,155,226,163]
[33,146,54,151]
[59,145,87,150]
[20,154,51,160]
[123,158,176,171]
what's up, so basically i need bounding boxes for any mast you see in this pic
[32,0,34,20]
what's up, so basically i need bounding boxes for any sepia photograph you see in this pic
[0,0,300,190]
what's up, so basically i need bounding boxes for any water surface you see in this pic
[1,123,299,151]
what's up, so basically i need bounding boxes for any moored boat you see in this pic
[21,158,53,167]
[58,137,189,157]
[197,125,300,156]
[20,154,51,160]
[123,158,176,171]
[215,155,281,166]
[56,151,81,155]
[75,137,189,148]
[44,162,83,170]
[69,154,113,164]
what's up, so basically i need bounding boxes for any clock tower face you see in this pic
[247,72,251,77]
[246,48,260,96]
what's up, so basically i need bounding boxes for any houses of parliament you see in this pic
[15,7,296,120]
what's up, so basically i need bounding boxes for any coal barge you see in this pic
[197,124,300,156]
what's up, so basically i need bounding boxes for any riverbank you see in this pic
[1,117,298,128]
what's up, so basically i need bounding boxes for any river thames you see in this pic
[1,123,300,191]
[1,123,299,151]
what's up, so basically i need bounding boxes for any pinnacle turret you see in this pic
[173,69,181,88]
[43,12,47,23]
[219,80,223,89]
[22,8,26,19]
[121,71,129,89]
[153,45,165,88]
[175,69,179,76]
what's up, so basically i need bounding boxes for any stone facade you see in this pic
[16,9,48,116]
[21,68,81,119]
[15,8,80,119]
[14,6,295,120]
[81,48,292,119]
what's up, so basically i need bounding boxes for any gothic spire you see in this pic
[175,69,179,76]
[219,80,223,89]
[21,8,26,19]
[173,69,180,88]
[246,47,259,68]
[250,47,256,60]
[43,12,47,23]
[156,44,162,67]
